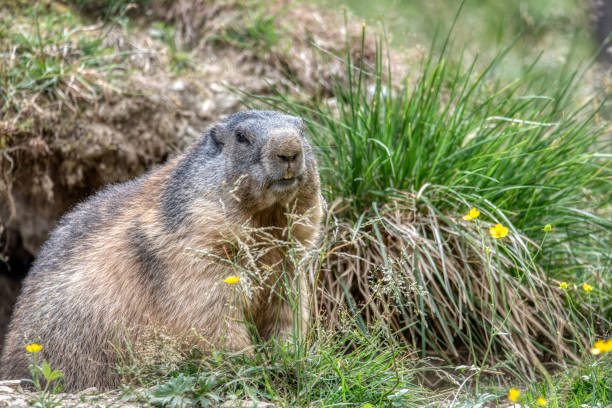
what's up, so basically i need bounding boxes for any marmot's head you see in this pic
[211,110,318,212]
[165,111,320,225]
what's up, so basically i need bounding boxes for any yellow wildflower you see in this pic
[462,207,480,221]
[559,282,569,290]
[590,339,612,355]
[508,387,520,402]
[490,224,508,239]
[543,224,552,232]
[537,397,548,406]
[223,275,240,284]
[582,282,593,293]
[26,344,43,353]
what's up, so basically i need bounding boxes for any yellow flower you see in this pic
[490,224,508,239]
[559,282,569,290]
[591,339,612,355]
[543,224,552,232]
[508,387,521,402]
[537,397,548,406]
[462,207,480,221]
[26,344,42,353]
[582,282,593,293]
[223,275,240,284]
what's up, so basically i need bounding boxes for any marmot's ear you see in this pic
[205,126,224,156]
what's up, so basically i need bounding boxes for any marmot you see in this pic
[0,111,323,390]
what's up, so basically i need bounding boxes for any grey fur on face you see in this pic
[162,111,313,228]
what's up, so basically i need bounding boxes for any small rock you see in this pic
[10,398,27,408]
[0,380,21,390]
[80,387,98,395]
[221,400,274,407]
[210,82,225,92]
[171,80,185,92]
[197,99,215,119]
[216,94,239,112]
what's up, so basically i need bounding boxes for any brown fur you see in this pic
[0,111,322,390]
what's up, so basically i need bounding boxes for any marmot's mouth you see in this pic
[269,176,300,190]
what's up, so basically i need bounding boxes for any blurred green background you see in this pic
[323,0,599,77]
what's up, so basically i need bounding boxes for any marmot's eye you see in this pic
[235,130,249,144]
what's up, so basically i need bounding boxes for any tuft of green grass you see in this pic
[70,0,153,20]
[0,2,129,113]
[127,324,444,407]
[210,7,284,55]
[149,22,195,73]
[286,40,610,251]
[244,24,611,378]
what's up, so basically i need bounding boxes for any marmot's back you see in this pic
[0,111,322,390]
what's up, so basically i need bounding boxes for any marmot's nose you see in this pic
[269,134,303,167]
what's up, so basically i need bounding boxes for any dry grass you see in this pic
[312,192,591,379]
[114,325,195,385]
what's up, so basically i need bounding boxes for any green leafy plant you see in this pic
[25,344,64,408]
[147,372,224,407]
[149,374,195,407]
